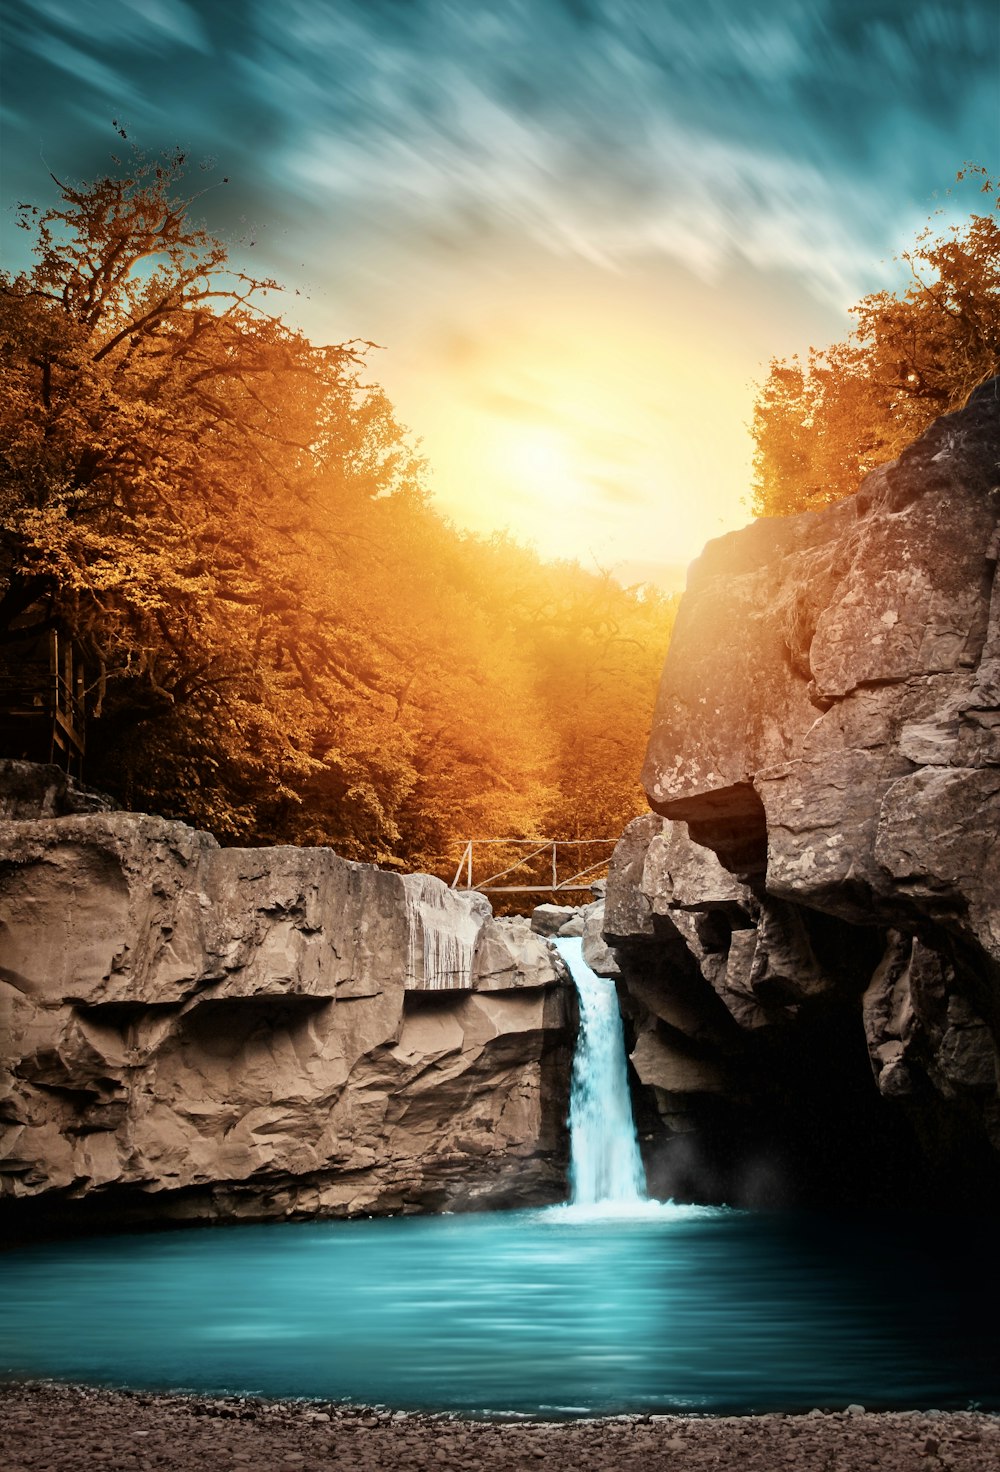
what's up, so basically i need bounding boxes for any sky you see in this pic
[1,0,998,588]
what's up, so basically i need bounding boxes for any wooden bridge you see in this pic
[450,838,616,896]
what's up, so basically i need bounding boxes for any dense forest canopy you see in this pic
[751,167,1000,517]
[0,150,675,878]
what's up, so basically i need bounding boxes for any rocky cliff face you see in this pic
[0,774,573,1236]
[602,380,1000,1207]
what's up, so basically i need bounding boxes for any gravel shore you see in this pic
[1,1382,997,1472]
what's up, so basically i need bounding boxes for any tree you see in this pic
[440,536,677,845]
[0,145,422,840]
[1,142,676,877]
[751,168,1000,517]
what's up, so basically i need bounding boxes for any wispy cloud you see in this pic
[234,0,998,303]
[3,0,994,571]
[16,32,144,106]
[476,390,568,427]
[24,0,211,53]
[5,0,995,308]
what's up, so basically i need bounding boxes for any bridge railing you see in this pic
[449,838,617,895]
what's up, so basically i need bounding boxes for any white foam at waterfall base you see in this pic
[553,936,647,1208]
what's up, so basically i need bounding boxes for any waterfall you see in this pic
[554,936,647,1206]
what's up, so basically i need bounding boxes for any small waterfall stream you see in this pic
[553,936,647,1206]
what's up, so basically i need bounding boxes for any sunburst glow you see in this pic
[497,426,583,512]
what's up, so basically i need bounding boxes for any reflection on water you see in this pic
[1,1204,997,1416]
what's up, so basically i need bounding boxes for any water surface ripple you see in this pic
[2,1205,997,1416]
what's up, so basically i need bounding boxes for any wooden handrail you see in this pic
[450,838,616,895]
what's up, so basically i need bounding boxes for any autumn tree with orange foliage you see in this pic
[0,147,426,847]
[0,147,672,876]
[751,167,1000,517]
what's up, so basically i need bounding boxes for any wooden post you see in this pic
[552,842,558,889]
[47,629,59,764]
[451,842,470,889]
[467,841,473,890]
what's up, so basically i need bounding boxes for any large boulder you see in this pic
[0,758,114,821]
[529,903,577,936]
[607,382,1000,1207]
[0,805,574,1236]
[643,379,1000,954]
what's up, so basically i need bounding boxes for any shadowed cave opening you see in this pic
[614,878,1000,1214]
[626,979,1000,1213]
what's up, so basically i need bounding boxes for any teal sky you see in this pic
[2,1,998,583]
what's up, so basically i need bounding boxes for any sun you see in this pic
[499,426,583,511]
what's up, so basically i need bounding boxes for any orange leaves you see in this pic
[750,171,1000,518]
[2,151,675,868]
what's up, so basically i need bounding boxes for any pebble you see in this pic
[1,1383,998,1472]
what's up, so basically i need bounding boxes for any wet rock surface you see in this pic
[1,1383,997,1472]
[608,383,1000,1206]
[0,808,573,1235]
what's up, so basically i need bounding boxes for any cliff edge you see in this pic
[602,379,1000,1206]
[0,772,573,1236]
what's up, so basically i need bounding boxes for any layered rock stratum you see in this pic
[599,379,1000,1206]
[0,763,573,1235]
